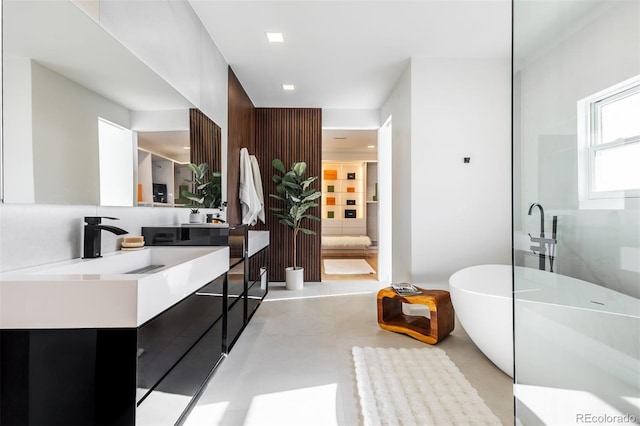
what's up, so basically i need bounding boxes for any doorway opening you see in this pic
[321,129,379,281]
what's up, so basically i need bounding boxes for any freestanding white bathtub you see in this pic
[449,264,513,377]
[449,264,640,423]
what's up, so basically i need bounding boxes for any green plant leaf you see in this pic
[302,192,322,202]
[292,162,307,176]
[269,158,322,265]
[187,163,200,175]
[281,180,299,189]
[272,158,286,173]
[278,218,295,228]
[182,162,221,208]
[301,176,317,189]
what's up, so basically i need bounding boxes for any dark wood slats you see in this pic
[226,67,322,282]
[254,108,322,282]
[190,108,221,173]
[227,67,256,225]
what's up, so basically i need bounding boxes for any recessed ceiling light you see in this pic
[183,146,191,150]
[282,84,295,91]
[368,145,375,148]
[266,32,284,43]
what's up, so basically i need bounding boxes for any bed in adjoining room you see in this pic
[321,235,373,256]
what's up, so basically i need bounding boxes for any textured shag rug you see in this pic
[352,347,501,425]
[324,259,375,275]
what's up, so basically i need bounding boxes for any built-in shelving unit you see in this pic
[321,162,366,236]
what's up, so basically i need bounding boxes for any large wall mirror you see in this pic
[2,0,221,207]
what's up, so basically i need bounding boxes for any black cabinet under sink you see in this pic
[135,273,228,424]
[136,275,226,404]
[143,224,270,353]
[0,271,228,426]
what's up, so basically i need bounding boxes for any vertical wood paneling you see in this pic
[255,108,322,282]
[189,108,221,173]
[227,67,256,225]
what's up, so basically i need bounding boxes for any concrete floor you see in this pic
[184,280,513,426]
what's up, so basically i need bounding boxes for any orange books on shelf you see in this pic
[346,187,355,193]
[324,169,338,180]
[326,197,336,205]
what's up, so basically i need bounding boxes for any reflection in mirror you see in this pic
[1,0,221,207]
[136,125,191,206]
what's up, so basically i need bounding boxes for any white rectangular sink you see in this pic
[0,246,229,329]
[25,247,213,276]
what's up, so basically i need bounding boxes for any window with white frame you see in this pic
[578,75,640,204]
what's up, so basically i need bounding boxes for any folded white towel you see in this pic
[250,155,265,224]
[239,148,262,225]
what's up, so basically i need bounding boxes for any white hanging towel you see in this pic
[239,148,262,225]
[249,155,265,223]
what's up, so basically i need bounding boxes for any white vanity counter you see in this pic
[248,230,270,257]
[0,246,229,329]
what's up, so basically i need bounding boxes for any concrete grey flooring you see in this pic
[184,280,513,425]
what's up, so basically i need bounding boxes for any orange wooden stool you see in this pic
[377,286,455,344]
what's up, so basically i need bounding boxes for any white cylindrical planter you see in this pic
[285,267,304,290]
[189,213,203,223]
[260,267,268,290]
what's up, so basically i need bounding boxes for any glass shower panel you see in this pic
[513,0,640,424]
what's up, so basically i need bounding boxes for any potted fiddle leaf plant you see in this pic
[182,162,222,223]
[270,158,321,290]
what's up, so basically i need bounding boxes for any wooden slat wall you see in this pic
[189,108,221,173]
[254,108,322,282]
[227,67,256,225]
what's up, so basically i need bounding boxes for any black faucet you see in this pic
[527,203,557,272]
[83,217,128,259]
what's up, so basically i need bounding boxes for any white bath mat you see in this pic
[352,346,501,425]
[324,259,375,275]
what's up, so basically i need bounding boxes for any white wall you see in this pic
[30,62,131,205]
[516,1,640,298]
[131,109,190,132]
[381,63,413,282]
[2,55,34,204]
[0,203,197,271]
[323,109,380,129]
[377,118,393,283]
[380,58,511,284]
[410,58,512,284]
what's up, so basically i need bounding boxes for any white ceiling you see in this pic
[189,0,512,109]
[322,129,378,153]
[137,131,191,163]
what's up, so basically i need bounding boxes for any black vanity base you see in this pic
[0,328,137,426]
